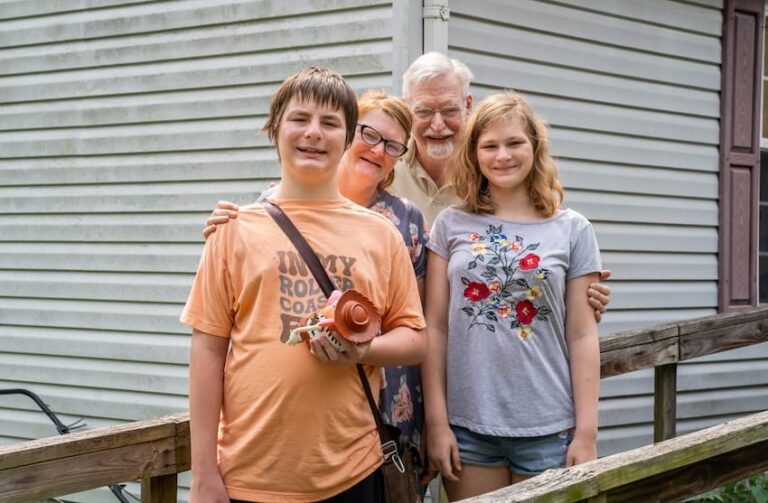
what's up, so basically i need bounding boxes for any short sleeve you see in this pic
[568,220,602,280]
[425,209,450,260]
[382,228,426,333]
[180,232,235,337]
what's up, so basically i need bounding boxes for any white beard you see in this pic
[425,140,455,160]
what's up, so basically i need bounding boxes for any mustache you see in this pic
[423,127,455,137]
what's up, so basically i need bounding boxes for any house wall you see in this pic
[446,0,768,456]
[1,0,767,500]
[0,1,410,500]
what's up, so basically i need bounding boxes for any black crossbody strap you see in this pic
[262,200,396,449]
[262,200,335,296]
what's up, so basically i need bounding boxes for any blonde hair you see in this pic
[452,92,563,217]
[356,90,413,190]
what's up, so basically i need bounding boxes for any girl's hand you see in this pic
[587,269,612,323]
[565,434,597,467]
[426,424,461,482]
[203,201,240,239]
[189,471,229,503]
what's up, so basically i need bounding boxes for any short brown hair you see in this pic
[452,92,563,217]
[262,66,358,149]
[356,90,413,189]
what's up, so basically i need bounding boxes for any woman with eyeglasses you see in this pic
[204,89,430,480]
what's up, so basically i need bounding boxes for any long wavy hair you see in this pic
[356,90,413,189]
[452,92,563,217]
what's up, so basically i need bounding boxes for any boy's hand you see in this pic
[203,201,240,239]
[189,471,229,503]
[588,269,612,323]
[309,334,371,367]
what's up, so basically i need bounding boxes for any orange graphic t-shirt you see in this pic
[181,198,425,502]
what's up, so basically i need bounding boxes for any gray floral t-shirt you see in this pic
[427,207,601,437]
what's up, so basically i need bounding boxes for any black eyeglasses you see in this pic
[357,124,408,158]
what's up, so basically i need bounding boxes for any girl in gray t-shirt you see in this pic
[423,92,602,500]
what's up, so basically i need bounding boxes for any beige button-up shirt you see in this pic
[388,152,461,227]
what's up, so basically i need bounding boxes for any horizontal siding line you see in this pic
[539,0,721,37]
[0,177,273,189]
[0,145,267,160]
[513,86,719,121]
[0,72,391,106]
[0,352,189,372]
[0,71,391,106]
[674,0,723,10]
[0,149,277,164]
[0,294,189,306]
[550,124,719,147]
[0,2,391,50]
[449,13,720,64]
[557,156,719,174]
[0,324,191,340]
[0,82,281,106]
[563,186,718,201]
[0,322,189,337]
[0,114,267,133]
[676,384,768,396]
[0,0,162,22]
[0,36,393,79]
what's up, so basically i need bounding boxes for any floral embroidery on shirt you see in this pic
[460,224,551,338]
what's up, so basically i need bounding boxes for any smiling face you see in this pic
[476,116,534,195]
[407,74,469,163]
[276,97,348,188]
[339,109,408,191]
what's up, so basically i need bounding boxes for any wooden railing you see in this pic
[1,307,767,502]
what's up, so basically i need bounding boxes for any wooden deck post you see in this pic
[141,474,178,503]
[654,363,677,442]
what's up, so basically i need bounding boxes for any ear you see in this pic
[465,93,473,113]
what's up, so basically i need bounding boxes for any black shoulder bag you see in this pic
[263,200,421,503]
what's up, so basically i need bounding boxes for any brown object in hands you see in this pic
[334,289,381,344]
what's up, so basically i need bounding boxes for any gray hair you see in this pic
[402,51,474,99]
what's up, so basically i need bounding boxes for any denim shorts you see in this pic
[451,424,573,476]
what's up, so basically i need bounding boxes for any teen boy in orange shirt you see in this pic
[181,67,426,502]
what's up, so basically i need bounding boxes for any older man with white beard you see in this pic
[388,52,472,225]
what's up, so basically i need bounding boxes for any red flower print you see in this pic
[516,300,538,324]
[464,281,491,301]
[469,232,480,242]
[392,382,414,422]
[519,253,540,270]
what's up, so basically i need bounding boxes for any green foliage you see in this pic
[689,473,768,503]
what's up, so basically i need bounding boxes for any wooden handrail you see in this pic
[1,307,768,502]
[461,409,768,502]
[0,413,189,503]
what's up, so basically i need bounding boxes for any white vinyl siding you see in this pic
[0,1,402,500]
[445,0,759,456]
